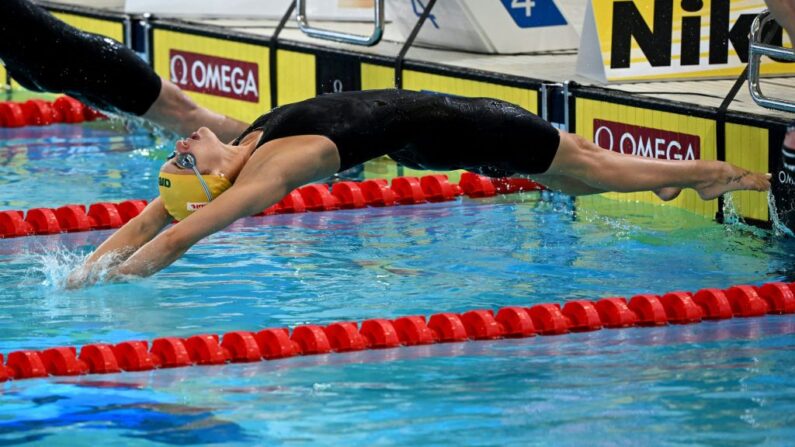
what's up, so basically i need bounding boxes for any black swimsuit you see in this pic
[233,89,560,177]
[0,0,161,115]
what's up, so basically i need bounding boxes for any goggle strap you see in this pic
[190,164,213,202]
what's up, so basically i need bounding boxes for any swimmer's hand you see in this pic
[65,267,90,289]
[65,265,102,289]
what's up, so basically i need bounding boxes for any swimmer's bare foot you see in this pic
[695,162,771,200]
[654,187,682,201]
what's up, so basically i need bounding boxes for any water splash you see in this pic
[768,191,795,238]
[718,193,770,238]
[26,247,128,290]
[26,247,90,289]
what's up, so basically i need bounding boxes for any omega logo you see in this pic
[169,50,259,103]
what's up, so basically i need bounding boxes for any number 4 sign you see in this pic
[387,0,578,53]
[511,0,535,17]
[499,0,567,28]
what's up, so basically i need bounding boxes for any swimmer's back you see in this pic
[235,89,560,176]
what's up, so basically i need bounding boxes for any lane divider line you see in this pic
[1,282,793,382]
[0,174,544,238]
[0,96,105,128]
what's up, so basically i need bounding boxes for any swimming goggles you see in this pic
[167,151,213,201]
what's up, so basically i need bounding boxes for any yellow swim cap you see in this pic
[158,172,232,221]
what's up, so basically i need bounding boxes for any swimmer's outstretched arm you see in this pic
[89,135,340,284]
[66,198,173,287]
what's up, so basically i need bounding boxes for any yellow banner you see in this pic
[578,0,794,82]
[577,96,771,221]
[576,97,720,217]
[152,29,270,124]
[52,12,125,43]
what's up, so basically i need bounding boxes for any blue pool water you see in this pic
[1,116,795,445]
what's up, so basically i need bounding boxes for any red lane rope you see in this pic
[2,283,793,382]
[0,174,544,238]
[0,96,105,128]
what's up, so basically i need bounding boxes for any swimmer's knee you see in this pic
[548,132,601,176]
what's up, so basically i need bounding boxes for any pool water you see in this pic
[1,115,794,445]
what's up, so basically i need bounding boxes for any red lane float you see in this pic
[41,347,89,376]
[495,307,536,337]
[692,289,733,320]
[595,298,638,328]
[331,182,367,209]
[459,173,497,198]
[2,281,793,382]
[1,174,545,239]
[25,208,61,235]
[0,96,105,128]
[391,177,427,205]
[291,325,332,355]
[393,316,436,345]
[628,294,668,326]
[325,322,368,352]
[360,319,401,348]
[726,286,769,317]
[256,328,300,359]
[562,300,603,332]
[117,200,148,224]
[420,175,462,202]
[186,335,229,365]
[661,292,703,324]
[0,102,26,128]
[428,313,469,342]
[0,211,34,238]
[461,310,503,340]
[21,100,58,126]
[79,344,121,374]
[151,337,192,368]
[528,304,569,335]
[299,184,340,212]
[758,282,795,314]
[360,179,398,206]
[222,331,263,362]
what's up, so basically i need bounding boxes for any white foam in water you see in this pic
[721,193,768,238]
[768,191,795,238]
[26,248,89,289]
[26,247,128,290]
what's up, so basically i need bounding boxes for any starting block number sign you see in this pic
[577,0,794,82]
[500,0,568,28]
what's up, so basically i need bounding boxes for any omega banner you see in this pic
[152,29,269,123]
[576,0,795,82]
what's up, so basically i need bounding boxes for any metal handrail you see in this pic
[748,10,795,113]
[296,0,384,46]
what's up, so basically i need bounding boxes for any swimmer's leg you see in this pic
[143,79,248,141]
[528,174,682,201]
[525,174,606,196]
[0,0,247,139]
[544,132,771,200]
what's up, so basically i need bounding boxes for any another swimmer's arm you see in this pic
[66,198,172,287]
[110,135,341,279]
